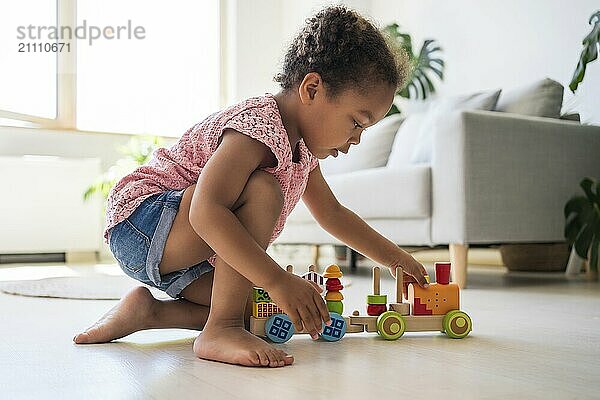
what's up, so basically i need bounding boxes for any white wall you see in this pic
[228,0,373,102]
[369,0,600,123]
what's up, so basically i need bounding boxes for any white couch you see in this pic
[275,106,600,288]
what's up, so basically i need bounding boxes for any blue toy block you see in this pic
[265,314,295,343]
[320,312,346,342]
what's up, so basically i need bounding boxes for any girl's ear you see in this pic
[299,72,323,103]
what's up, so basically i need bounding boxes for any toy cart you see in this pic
[249,262,472,342]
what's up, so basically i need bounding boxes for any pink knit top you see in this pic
[104,93,319,267]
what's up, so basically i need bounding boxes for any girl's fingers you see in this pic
[287,310,303,332]
[314,294,331,326]
[308,280,323,293]
[305,304,323,334]
[410,262,429,287]
[298,306,319,339]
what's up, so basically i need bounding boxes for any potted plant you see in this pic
[564,177,600,280]
[84,136,163,201]
[383,23,445,116]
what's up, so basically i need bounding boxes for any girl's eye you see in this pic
[353,120,363,130]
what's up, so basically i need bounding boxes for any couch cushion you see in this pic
[319,113,404,176]
[387,112,428,167]
[287,165,431,223]
[410,89,502,164]
[495,78,564,118]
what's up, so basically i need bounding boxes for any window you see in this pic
[76,0,220,136]
[0,1,57,119]
[0,0,221,137]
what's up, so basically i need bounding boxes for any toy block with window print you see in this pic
[252,302,285,319]
[252,286,284,318]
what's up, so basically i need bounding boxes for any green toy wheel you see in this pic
[376,311,405,340]
[442,310,472,339]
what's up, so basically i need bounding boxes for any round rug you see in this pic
[0,275,168,300]
[0,274,351,300]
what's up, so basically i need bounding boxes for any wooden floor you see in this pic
[0,262,599,399]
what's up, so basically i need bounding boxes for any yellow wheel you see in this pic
[376,311,405,340]
[442,310,472,339]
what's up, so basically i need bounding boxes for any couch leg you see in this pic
[347,247,357,272]
[311,244,320,266]
[449,243,469,289]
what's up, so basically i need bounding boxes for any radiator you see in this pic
[0,155,102,254]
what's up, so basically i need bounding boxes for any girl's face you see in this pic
[297,74,396,159]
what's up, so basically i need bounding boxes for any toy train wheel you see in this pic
[265,314,295,343]
[321,312,347,342]
[376,311,405,340]
[442,310,472,339]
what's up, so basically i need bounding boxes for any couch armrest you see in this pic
[431,110,600,244]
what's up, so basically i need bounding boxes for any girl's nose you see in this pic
[349,135,361,145]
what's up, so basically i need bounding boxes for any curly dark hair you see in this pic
[274,5,410,98]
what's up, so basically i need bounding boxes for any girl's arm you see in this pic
[189,129,286,289]
[190,129,330,335]
[301,164,429,287]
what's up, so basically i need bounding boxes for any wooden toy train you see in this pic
[249,262,472,342]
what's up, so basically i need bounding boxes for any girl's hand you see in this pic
[388,252,430,289]
[267,273,332,340]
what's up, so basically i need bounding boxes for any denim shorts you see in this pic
[108,189,214,298]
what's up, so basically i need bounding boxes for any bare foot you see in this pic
[73,286,156,344]
[194,324,294,367]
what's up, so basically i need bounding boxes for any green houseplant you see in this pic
[569,10,600,93]
[383,23,445,115]
[564,177,600,279]
[84,136,163,201]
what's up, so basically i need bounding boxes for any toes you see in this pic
[280,351,294,365]
[273,350,285,367]
[247,351,261,366]
[267,349,281,368]
[73,332,90,344]
[257,350,270,366]
[277,349,294,365]
[276,349,288,361]
[83,326,101,341]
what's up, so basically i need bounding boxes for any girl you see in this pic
[73,5,430,368]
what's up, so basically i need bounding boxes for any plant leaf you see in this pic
[386,103,401,117]
[569,10,600,92]
[414,71,427,100]
[564,195,588,218]
[385,24,445,100]
[429,58,445,67]
[565,214,583,243]
[580,177,598,203]
[429,65,444,80]
[83,135,163,202]
[426,46,442,54]
[422,72,436,93]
